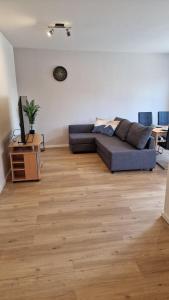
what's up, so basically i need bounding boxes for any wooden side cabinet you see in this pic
[9,134,41,182]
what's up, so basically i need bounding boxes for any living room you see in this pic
[1,1,169,299]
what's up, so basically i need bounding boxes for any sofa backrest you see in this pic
[115,119,132,141]
[126,122,153,150]
[114,116,124,121]
[114,119,154,150]
[69,124,94,134]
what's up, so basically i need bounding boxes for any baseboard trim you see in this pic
[0,179,5,193]
[46,144,68,149]
[0,168,10,193]
[162,212,169,224]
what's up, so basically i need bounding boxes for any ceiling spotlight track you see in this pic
[46,23,72,38]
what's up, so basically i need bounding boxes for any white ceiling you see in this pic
[1,0,169,52]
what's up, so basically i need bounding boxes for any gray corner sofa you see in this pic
[69,118,156,172]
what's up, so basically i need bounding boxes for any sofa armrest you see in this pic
[69,124,94,133]
[145,136,155,149]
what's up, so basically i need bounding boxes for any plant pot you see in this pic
[29,124,35,134]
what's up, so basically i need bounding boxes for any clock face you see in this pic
[53,66,67,81]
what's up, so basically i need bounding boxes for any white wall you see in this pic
[0,33,18,192]
[14,48,169,145]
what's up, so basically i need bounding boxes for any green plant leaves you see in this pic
[23,99,40,125]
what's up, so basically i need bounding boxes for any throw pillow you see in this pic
[94,117,109,126]
[126,122,153,150]
[100,125,114,137]
[106,120,120,130]
[92,125,105,133]
[115,119,132,141]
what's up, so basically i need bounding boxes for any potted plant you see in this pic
[23,99,40,134]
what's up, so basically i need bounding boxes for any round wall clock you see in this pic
[53,66,67,81]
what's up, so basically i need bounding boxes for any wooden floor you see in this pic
[0,148,169,300]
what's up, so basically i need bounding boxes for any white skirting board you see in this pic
[0,179,6,193]
[162,212,169,224]
[45,144,68,148]
[0,168,10,193]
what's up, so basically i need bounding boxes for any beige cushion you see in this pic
[94,118,109,126]
[105,120,120,130]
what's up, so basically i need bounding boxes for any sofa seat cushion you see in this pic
[69,133,97,145]
[126,122,153,150]
[96,134,135,153]
[95,135,139,171]
[115,119,132,141]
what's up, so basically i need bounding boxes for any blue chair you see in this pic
[138,112,152,126]
[158,111,169,126]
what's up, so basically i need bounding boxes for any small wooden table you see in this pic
[152,126,168,147]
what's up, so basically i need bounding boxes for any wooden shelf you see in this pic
[9,134,41,182]
[12,149,33,153]
[13,170,25,180]
[13,162,25,169]
[13,178,26,182]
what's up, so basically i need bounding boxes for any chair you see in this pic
[158,111,169,126]
[138,112,152,126]
[158,127,169,150]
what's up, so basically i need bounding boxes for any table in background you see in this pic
[152,126,168,148]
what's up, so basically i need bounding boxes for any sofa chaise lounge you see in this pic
[69,118,156,172]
